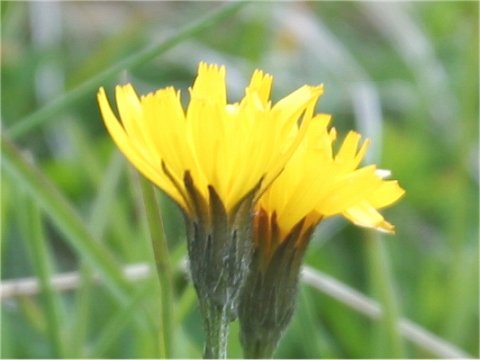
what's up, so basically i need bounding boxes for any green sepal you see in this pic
[182,170,262,358]
[239,215,315,358]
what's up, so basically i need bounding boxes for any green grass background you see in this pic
[1,2,478,358]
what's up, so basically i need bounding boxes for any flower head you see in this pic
[255,114,405,257]
[239,112,404,358]
[97,62,323,219]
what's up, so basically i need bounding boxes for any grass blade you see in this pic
[20,194,66,357]
[70,152,125,356]
[301,265,473,358]
[90,284,153,357]
[365,234,405,357]
[1,135,130,303]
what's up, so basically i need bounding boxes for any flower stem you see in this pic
[203,303,229,359]
[242,340,276,359]
[139,177,174,357]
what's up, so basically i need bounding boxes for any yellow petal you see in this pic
[190,62,226,105]
[272,84,324,131]
[343,201,395,234]
[335,131,370,172]
[261,85,324,192]
[316,165,381,215]
[245,69,273,104]
[97,87,185,208]
[368,180,405,209]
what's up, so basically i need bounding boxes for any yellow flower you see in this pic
[98,63,326,358]
[239,112,404,358]
[97,62,323,218]
[255,113,405,260]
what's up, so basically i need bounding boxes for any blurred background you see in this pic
[1,1,478,358]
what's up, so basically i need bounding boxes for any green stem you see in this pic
[243,341,276,359]
[203,303,229,359]
[139,177,174,358]
[366,233,405,358]
[8,2,246,139]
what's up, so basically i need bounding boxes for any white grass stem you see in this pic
[1,263,473,359]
